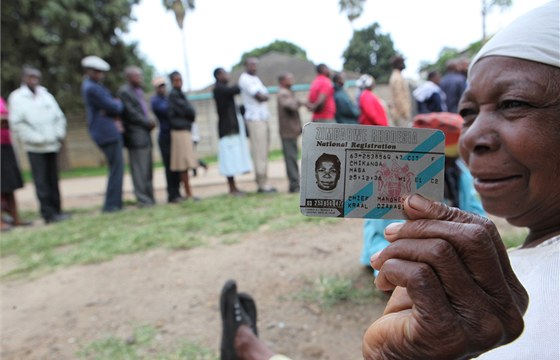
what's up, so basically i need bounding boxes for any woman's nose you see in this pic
[460,113,501,157]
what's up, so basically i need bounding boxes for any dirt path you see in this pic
[3,159,523,359]
[1,217,383,360]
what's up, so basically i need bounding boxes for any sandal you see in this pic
[238,292,258,336]
[220,280,253,360]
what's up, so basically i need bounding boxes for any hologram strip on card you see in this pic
[402,131,445,161]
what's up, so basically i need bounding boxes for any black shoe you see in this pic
[238,292,258,336]
[289,187,300,193]
[169,197,184,204]
[220,280,254,360]
[138,202,155,208]
[45,213,71,224]
[257,187,277,194]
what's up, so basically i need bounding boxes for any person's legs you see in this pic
[0,193,12,231]
[3,192,23,225]
[281,138,300,193]
[180,171,194,198]
[128,146,155,206]
[246,121,274,192]
[46,152,62,214]
[159,135,181,202]
[27,152,58,221]
[234,325,275,360]
[221,280,289,360]
[227,176,242,195]
[100,139,124,212]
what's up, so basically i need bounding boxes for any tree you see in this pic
[420,40,485,75]
[1,0,152,112]
[482,0,513,40]
[162,0,195,90]
[162,0,195,29]
[339,0,367,22]
[342,23,397,83]
[235,40,308,68]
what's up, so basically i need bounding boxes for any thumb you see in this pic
[404,194,477,224]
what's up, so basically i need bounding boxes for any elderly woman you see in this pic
[364,1,559,359]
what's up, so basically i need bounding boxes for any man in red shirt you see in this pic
[306,64,336,122]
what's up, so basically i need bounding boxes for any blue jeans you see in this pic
[100,139,124,212]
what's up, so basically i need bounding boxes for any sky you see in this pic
[125,0,549,91]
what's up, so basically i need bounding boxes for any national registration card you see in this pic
[300,122,445,220]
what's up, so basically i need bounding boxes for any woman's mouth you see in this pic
[473,174,523,194]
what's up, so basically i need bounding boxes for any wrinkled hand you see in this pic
[362,194,528,360]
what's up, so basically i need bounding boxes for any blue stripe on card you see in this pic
[364,207,392,219]
[402,131,445,161]
[415,156,445,189]
[344,182,374,216]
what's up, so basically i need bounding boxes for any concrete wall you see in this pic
[14,84,392,170]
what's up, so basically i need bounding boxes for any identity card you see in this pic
[300,122,445,220]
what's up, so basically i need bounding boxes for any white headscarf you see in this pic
[470,0,560,76]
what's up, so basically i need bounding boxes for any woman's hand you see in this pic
[362,194,528,360]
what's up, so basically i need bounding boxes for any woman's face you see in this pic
[459,56,560,229]
[172,74,183,89]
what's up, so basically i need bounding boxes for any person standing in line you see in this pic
[81,55,125,213]
[118,66,156,207]
[1,97,30,230]
[332,72,360,124]
[388,55,412,127]
[306,63,336,123]
[412,70,448,114]
[357,75,388,126]
[439,59,467,113]
[150,77,182,203]
[8,66,69,224]
[212,67,252,196]
[189,123,209,177]
[167,71,199,201]
[238,57,276,194]
[276,72,303,193]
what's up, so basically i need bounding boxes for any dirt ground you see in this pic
[1,168,387,360]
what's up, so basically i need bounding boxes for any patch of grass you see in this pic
[296,274,384,308]
[77,324,217,360]
[22,151,282,182]
[502,230,528,248]
[1,193,334,278]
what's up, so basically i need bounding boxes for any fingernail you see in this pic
[407,194,430,211]
[384,222,403,235]
[370,250,382,263]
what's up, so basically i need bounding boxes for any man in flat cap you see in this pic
[8,66,69,223]
[117,66,156,207]
[81,55,125,213]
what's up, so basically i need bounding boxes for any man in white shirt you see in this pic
[8,66,69,223]
[238,58,277,193]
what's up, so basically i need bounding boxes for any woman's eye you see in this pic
[459,108,477,126]
[498,100,530,109]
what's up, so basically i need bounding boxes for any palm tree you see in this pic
[481,0,513,40]
[163,0,196,90]
[339,0,367,23]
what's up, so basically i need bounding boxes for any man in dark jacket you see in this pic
[150,77,182,203]
[118,66,156,207]
[81,55,124,213]
[333,72,360,124]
